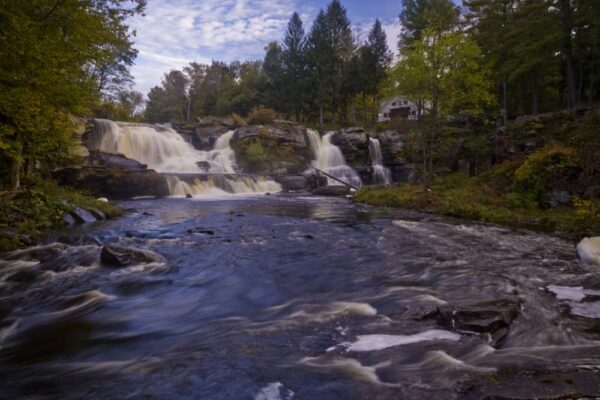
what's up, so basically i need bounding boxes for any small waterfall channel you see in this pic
[368,137,392,185]
[89,119,281,196]
[306,129,362,188]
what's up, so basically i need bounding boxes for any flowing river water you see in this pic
[1,195,600,399]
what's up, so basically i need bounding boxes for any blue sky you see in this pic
[129,0,403,95]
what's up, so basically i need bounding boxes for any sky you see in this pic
[129,0,403,95]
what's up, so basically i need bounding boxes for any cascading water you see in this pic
[368,137,392,185]
[90,119,281,196]
[306,129,362,188]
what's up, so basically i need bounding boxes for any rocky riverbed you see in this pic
[1,195,600,399]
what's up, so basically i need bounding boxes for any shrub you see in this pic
[231,113,247,127]
[247,107,279,125]
[513,144,579,207]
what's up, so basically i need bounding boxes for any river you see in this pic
[1,195,600,399]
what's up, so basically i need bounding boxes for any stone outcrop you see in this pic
[330,128,369,168]
[275,173,327,192]
[377,130,413,183]
[54,151,170,199]
[231,122,312,175]
[174,117,237,150]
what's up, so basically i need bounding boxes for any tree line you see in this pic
[0,0,146,190]
[146,0,599,127]
[144,0,392,126]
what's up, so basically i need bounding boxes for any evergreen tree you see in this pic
[399,0,460,49]
[464,0,517,125]
[364,19,393,123]
[306,10,333,125]
[263,42,285,112]
[282,12,307,122]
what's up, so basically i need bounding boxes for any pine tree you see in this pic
[282,12,307,122]
[306,10,333,125]
[364,19,393,123]
[399,0,460,49]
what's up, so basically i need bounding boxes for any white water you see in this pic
[90,119,236,173]
[90,119,281,196]
[369,137,392,185]
[306,130,362,188]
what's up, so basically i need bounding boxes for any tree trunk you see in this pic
[319,103,324,126]
[532,75,539,115]
[577,60,584,104]
[299,108,303,124]
[566,57,577,109]
[590,39,597,105]
[502,79,509,126]
[351,99,356,125]
[362,92,367,125]
[372,95,378,125]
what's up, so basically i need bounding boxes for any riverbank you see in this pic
[355,167,600,239]
[0,179,122,252]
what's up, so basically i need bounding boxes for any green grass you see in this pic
[0,178,122,252]
[355,168,600,239]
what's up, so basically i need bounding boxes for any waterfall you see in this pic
[306,129,362,188]
[90,119,281,196]
[90,119,236,173]
[369,138,392,185]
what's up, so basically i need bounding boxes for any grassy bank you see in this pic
[355,163,600,239]
[0,179,122,252]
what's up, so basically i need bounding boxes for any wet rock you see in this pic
[100,245,165,267]
[430,299,521,345]
[577,237,600,266]
[276,175,309,192]
[231,123,312,174]
[186,194,193,199]
[69,208,97,224]
[196,161,211,170]
[62,213,76,226]
[313,186,351,197]
[89,209,106,220]
[6,268,38,283]
[54,151,170,199]
[97,197,109,203]
[330,128,369,168]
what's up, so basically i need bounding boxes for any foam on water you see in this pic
[345,330,461,352]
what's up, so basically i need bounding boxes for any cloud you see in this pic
[130,0,308,94]
[128,1,401,95]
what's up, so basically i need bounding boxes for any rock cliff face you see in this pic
[174,117,238,151]
[54,151,170,199]
[230,121,312,175]
[329,128,413,184]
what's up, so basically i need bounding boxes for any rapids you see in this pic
[1,196,600,399]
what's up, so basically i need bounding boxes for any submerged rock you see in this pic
[578,237,600,266]
[100,245,165,267]
[430,299,521,345]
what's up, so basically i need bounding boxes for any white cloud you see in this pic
[130,0,308,94]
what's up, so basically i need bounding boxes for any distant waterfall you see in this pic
[369,138,392,185]
[90,119,235,173]
[306,129,362,188]
[90,119,281,196]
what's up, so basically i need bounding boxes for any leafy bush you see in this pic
[247,107,279,125]
[231,113,247,127]
[513,144,579,207]
[0,178,121,252]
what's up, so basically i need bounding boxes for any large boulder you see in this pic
[376,130,413,183]
[330,128,369,168]
[54,151,170,199]
[578,237,600,267]
[231,123,312,175]
[176,117,238,150]
[101,245,165,267]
